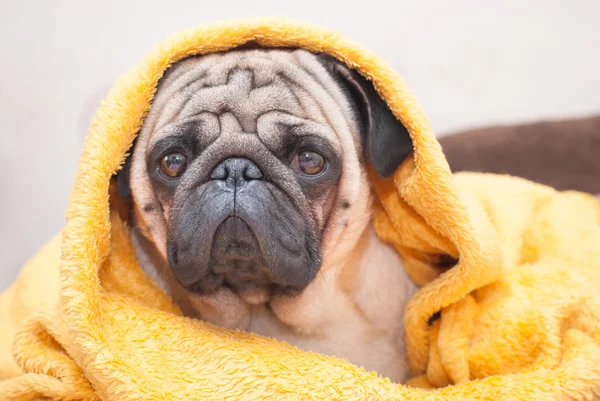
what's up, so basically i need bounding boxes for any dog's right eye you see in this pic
[291,150,327,176]
[158,153,187,178]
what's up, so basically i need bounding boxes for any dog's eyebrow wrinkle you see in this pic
[294,50,361,143]
[274,121,303,133]
[152,67,212,130]
[148,131,201,161]
[251,78,277,92]
[156,107,207,134]
[248,68,277,93]
[277,72,308,117]
[175,71,208,94]
[226,67,240,84]
[265,54,344,138]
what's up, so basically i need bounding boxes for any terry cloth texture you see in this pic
[1,18,600,401]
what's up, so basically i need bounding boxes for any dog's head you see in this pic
[119,49,412,302]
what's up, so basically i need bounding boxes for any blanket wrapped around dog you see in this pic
[1,18,600,401]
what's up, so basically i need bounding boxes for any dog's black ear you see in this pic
[317,53,413,177]
[115,151,133,200]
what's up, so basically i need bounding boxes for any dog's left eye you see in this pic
[291,150,326,175]
[158,153,187,178]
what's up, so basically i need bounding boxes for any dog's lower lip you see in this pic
[184,273,305,299]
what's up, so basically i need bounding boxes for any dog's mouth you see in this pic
[183,216,304,300]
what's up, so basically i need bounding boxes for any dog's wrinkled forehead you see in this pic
[142,48,359,147]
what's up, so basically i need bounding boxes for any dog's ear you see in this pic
[115,151,133,200]
[317,53,413,178]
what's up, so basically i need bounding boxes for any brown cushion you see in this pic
[438,115,600,193]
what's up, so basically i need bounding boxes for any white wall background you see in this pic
[1,0,599,290]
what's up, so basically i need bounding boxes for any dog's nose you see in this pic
[210,157,263,188]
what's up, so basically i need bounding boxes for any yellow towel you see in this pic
[2,18,600,401]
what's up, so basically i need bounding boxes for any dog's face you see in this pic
[121,49,412,303]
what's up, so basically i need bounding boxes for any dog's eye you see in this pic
[159,153,187,178]
[291,150,326,175]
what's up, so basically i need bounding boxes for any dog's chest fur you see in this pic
[134,224,417,382]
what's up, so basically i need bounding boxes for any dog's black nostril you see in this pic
[210,164,229,180]
[210,158,263,182]
[243,162,262,180]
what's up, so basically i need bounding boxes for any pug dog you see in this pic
[117,48,418,382]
